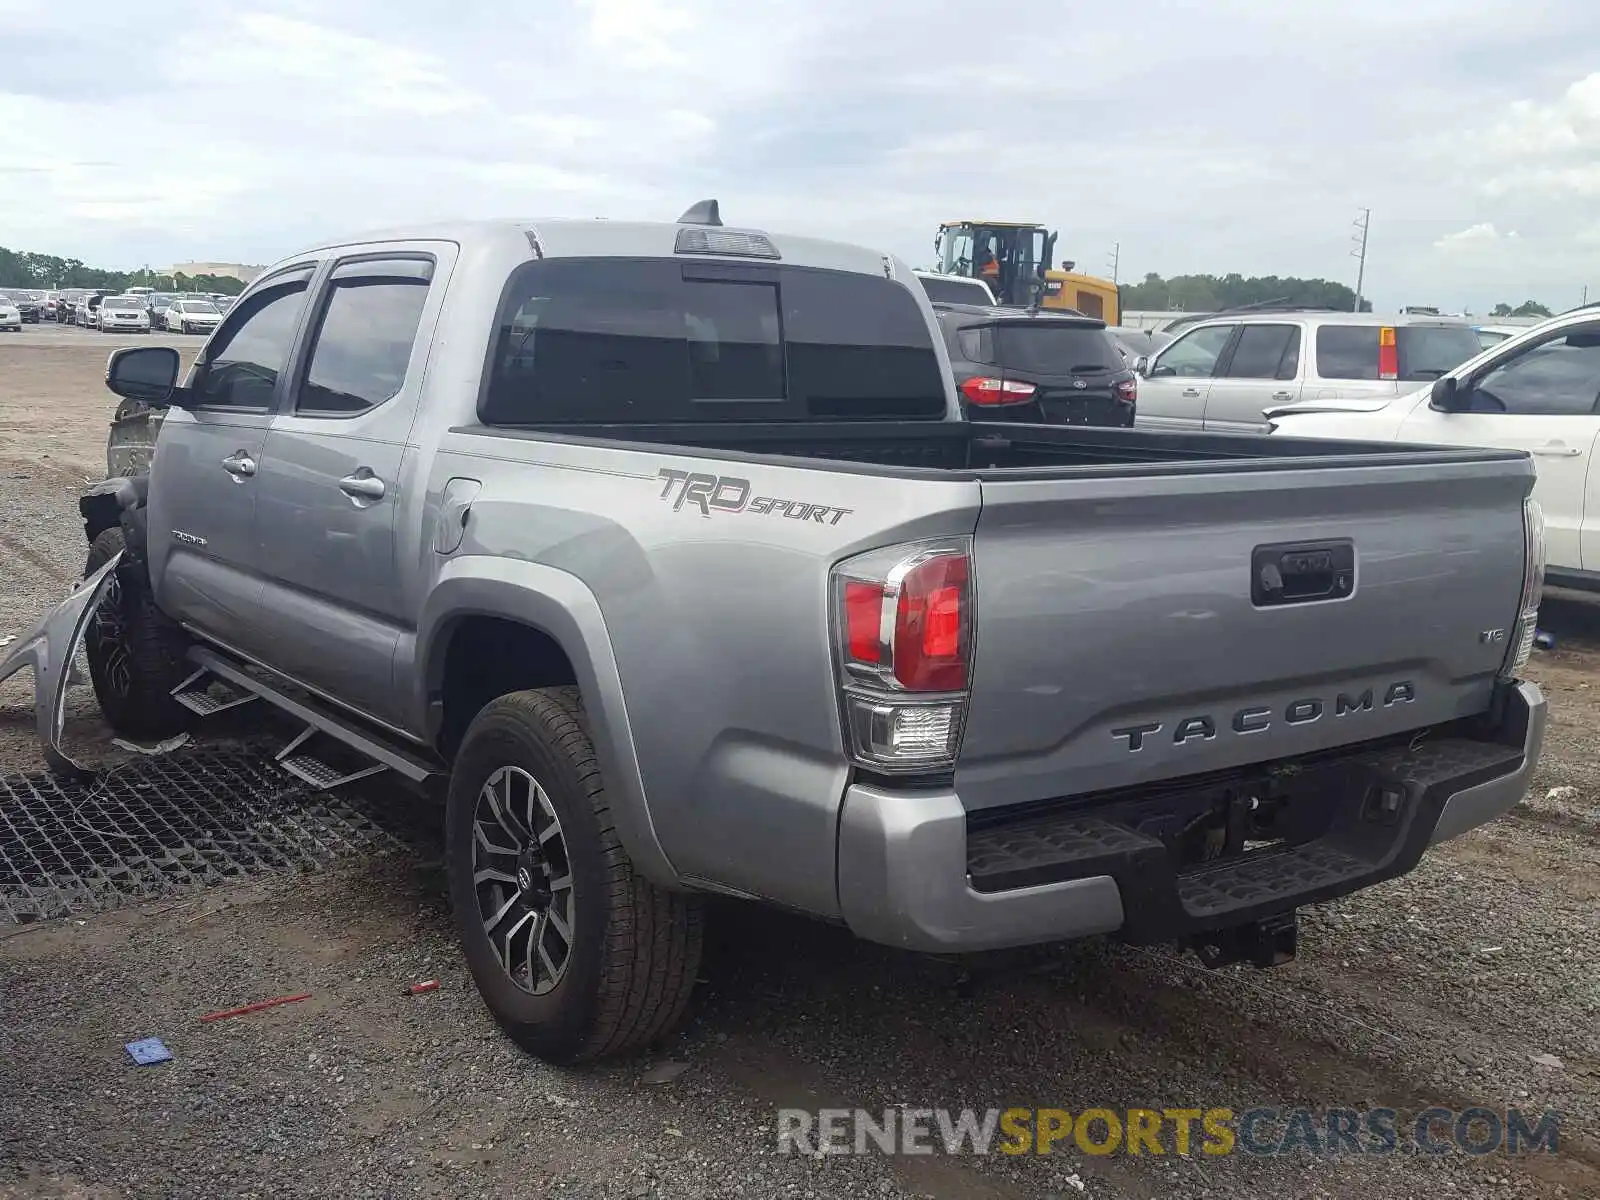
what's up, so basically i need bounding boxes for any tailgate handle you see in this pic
[1252,539,1355,607]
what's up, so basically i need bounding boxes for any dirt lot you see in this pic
[1,337,1598,1199]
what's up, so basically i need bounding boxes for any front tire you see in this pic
[446,688,703,1064]
[83,526,192,740]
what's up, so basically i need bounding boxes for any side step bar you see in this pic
[172,666,260,716]
[276,727,389,790]
[179,646,441,788]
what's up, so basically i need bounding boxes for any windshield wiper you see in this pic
[1068,363,1112,373]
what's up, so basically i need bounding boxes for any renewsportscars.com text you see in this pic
[776,1107,1561,1158]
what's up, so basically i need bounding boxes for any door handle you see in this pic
[1531,443,1582,458]
[221,451,256,478]
[1270,391,1295,401]
[1181,387,1202,398]
[338,470,386,501]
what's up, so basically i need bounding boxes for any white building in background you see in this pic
[166,262,264,283]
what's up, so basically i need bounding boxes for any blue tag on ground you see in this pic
[125,1038,173,1065]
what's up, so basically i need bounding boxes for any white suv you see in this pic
[1134,310,1483,435]
[1269,306,1600,587]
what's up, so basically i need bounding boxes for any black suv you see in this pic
[933,303,1137,426]
[7,293,41,323]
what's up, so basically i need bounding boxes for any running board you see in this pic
[185,646,440,787]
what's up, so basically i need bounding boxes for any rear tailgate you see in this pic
[956,451,1533,810]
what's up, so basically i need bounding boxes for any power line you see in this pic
[1351,209,1371,312]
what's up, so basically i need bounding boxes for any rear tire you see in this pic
[446,687,703,1064]
[83,526,192,740]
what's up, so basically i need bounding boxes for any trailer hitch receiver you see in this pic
[1191,909,1299,969]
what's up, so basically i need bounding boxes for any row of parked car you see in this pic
[912,272,1598,592]
[0,287,234,334]
[913,272,1556,434]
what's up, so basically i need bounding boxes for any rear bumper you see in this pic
[836,681,1544,954]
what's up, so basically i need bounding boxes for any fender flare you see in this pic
[415,556,679,887]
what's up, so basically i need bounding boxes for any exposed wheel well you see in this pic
[436,616,579,760]
[79,492,123,545]
[78,476,149,551]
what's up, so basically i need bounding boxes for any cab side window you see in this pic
[295,260,432,416]
[191,280,310,411]
[1469,326,1600,416]
[1151,324,1235,378]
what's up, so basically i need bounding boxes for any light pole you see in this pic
[1351,209,1371,312]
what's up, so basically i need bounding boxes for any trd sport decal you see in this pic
[656,468,853,525]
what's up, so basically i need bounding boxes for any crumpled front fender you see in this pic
[0,551,123,774]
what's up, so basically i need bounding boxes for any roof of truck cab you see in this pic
[284,218,904,279]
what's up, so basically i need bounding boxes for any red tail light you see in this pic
[844,580,885,663]
[892,553,969,691]
[960,376,1036,406]
[1378,326,1398,381]
[1115,378,1137,404]
[839,550,970,691]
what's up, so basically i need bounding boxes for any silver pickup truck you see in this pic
[1,203,1547,1063]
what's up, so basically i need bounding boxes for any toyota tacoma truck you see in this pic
[0,202,1548,1064]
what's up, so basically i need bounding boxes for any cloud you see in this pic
[1478,73,1600,163]
[1434,223,1520,250]
[1,0,1599,313]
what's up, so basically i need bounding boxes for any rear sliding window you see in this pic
[481,258,947,424]
[1314,324,1483,382]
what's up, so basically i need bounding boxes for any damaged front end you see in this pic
[0,551,123,774]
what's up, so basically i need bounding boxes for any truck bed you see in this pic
[462,418,1526,477]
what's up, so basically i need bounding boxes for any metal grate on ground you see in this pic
[0,751,424,923]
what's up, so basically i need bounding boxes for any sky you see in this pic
[2,0,1600,314]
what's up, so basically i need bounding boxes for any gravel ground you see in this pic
[1,340,1598,1199]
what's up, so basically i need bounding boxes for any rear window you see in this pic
[992,323,1122,374]
[1314,324,1483,382]
[482,258,947,424]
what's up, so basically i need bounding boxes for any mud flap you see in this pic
[0,550,123,774]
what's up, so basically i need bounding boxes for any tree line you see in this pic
[1489,301,1553,318]
[1116,275,1567,319]
[0,246,246,296]
[1119,272,1370,313]
[3,245,1566,317]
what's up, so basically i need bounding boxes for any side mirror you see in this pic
[1133,355,1150,376]
[106,345,181,406]
[1430,375,1466,412]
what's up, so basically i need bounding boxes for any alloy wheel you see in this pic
[471,765,575,995]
